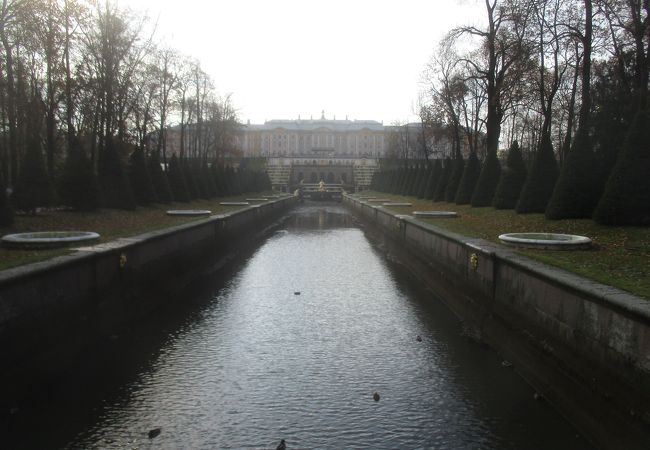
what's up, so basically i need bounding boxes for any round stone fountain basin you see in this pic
[166,209,212,216]
[498,232,592,250]
[2,231,100,249]
[413,211,458,218]
[382,202,413,207]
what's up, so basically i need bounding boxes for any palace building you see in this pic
[236,112,386,192]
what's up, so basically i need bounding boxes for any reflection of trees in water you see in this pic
[288,208,355,229]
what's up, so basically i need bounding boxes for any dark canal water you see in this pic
[6,205,593,449]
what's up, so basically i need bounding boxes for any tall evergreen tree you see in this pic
[471,147,501,206]
[0,175,14,227]
[455,151,481,204]
[128,147,157,206]
[202,161,217,198]
[13,133,55,214]
[393,167,406,194]
[493,141,527,210]
[417,164,432,198]
[168,154,190,202]
[148,151,173,203]
[426,159,442,199]
[433,157,452,202]
[445,154,465,202]
[60,137,101,211]
[516,133,558,214]
[98,138,136,210]
[546,127,601,219]
[182,158,199,199]
[594,110,650,225]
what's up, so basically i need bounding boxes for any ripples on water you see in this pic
[10,205,591,449]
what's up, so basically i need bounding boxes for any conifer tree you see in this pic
[202,161,218,198]
[13,133,55,213]
[445,154,465,202]
[98,138,136,210]
[417,164,431,198]
[128,147,157,206]
[471,147,501,206]
[516,132,558,213]
[0,175,14,226]
[455,151,481,204]
[594,110,650,225]
[392,167,406,194]
[182,158,199,199]
[60,137,101,211]
[433,157,452,202]
[148,151,173,203]
[426,159,442,199]
[493,141,527,210]
[168,154,190,202]
[215,165,228,196]
[546,127,600,219]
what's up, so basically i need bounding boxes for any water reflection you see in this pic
[6,204,592,449]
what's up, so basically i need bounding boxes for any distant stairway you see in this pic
[266,164,292,191]
[353,164,379,191]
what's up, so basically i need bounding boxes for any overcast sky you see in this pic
[125,0,484,125]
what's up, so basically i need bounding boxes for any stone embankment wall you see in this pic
[345,195,650,450]
[0,197,296,382]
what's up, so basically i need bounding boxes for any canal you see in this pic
[6,204,592,449]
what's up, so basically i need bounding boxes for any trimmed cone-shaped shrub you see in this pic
[426,159,442,199]
[392,168,405,194]
[445,155,465,203]
[0,176,14,226]
[211,163,225,196]
[516,132,558,214]
[594,110,650,225]
[148,152,173,203]
[202,162,218,198]
[168,154,190,202]
[433,157,452,202]
[262,170,272,191]
[493,141,527,209]
[471,149,501,206]
[13,134,55,213]
[224,166,237,195]
[546,127,601,219]
[60,137,101,211]
[182,159,199,200]
[98,138,136,210]
[417,164,431,198]
[412,165,426,197]
[455,151,481,204]
[128,147,157,206]
[399,167,410,194]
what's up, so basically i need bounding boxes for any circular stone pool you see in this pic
[1,231,101,249]
[166,210,212,216]
[413,211,458,218]
[382,202,413,207]
[498,232,592,250]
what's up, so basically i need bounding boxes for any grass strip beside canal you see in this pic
[0,194,268,271]
[362,192,650,300]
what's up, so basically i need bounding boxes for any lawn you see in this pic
[0,194,275,271]
[361,191,650,300]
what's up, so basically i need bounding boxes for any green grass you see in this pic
[0,193,277,271]
[360,191,650,299]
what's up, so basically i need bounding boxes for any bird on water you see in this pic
[373,392,380,402]
[276,438,286,450]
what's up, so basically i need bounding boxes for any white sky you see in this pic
[123,0,484,125]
